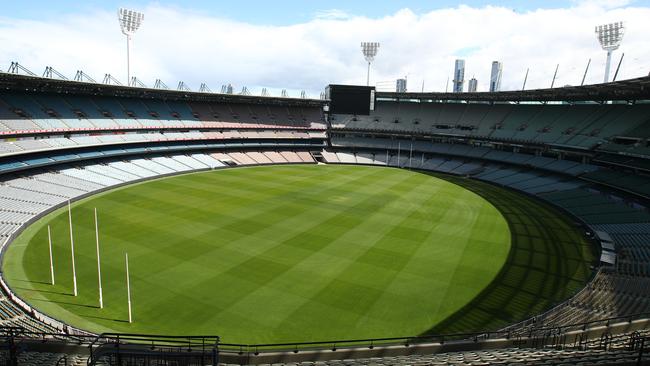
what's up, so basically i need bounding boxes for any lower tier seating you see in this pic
[0,146,648,366]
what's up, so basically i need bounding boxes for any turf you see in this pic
[2,164,593,343]
[425,175,597,334]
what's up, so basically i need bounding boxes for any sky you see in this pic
[1,0,649,97]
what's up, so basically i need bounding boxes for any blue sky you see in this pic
[6,0,649,25]
[1,1,648,95]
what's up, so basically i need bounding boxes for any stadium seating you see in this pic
[2,317,648,366]
[0,151,315,244]
[326,98,650,347]
[16,352,88,366]
[2,74,650,365]
[221,346,649,366]
[528,269,650,327]
[0,92,325,133]
[331,101,650,148]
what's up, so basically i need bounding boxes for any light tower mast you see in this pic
[595,22,624,83]
[361,42,380,86]
[118,8,144,84]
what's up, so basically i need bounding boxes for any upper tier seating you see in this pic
[331,102,650,148]
[0,92,326,134]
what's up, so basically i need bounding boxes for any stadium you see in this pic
[0,3,650,366]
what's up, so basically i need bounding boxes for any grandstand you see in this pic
[0,69,649,365]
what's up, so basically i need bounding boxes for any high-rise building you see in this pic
[468,77,478,92]
[453,59,465,93]
[396,78,407,93]
[490,61,503,92]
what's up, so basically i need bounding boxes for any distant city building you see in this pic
[396,78,407,93]
[490,61,503,92]
[453,59,465,93]
[468,77,478,92]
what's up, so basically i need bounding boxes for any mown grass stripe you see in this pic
[2,165,593,343]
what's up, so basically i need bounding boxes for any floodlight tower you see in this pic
[118,8,144,84]
[361,42,380,86]
[595,22,624,83]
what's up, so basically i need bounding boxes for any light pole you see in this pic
[361,42,380,86]
[118,8,144,85]
[595,22,624,83]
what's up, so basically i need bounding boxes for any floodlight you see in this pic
[361,42,380,86]
[118,8,144,84]
[595,22,624,83]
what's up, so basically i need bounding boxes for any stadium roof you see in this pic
[0,72,326,107]
[2,71,649,105]
[377,75,650,103]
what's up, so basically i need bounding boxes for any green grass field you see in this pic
[2,164,594,343]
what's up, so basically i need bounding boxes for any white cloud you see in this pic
[314,9,350,20]
[0,3,648,97]
[571,0,634,10]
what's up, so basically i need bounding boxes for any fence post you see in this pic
[116,334,121,365]
[9,331,17,366]
[636,337,645,366]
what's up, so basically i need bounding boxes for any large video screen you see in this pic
[327,85,375,115]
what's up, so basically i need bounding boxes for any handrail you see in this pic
[0,124,325,138]
[215,313,650,353]
[55,355,67,366]
[89,332,220,348]
[87,333,219,366]
[0,312,648,364]
[7,311,634,352]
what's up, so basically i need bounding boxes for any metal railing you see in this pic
[87,333,219,366]
[55,355,68,366]
[213,312,650,355]
[1,312,648,350]
[0,312,647,364]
